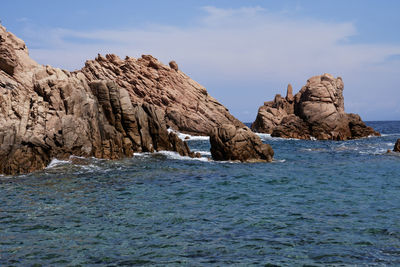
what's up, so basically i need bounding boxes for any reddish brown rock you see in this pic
[80,55,244,135]
[394,139,400,152]
[251,74,380,140]
[169,60,178,71]
[210,124,274,162]
[1,25,238,175]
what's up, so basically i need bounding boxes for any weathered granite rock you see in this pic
[394,139,400,152]
[210,124,274,162]
[169,61,178,71]
[80,54,244,135]
[251,74,380,140]
[0,25,225,175]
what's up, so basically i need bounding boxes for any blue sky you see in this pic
[1,0,400,121]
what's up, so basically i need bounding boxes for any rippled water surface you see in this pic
[1,121,400,266]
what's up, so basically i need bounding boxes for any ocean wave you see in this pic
[380,133,400,137]
[157,151,210,162]
[46,158,71,168]
[167,128,209,141]
[134,151,210,162]
[359,148,389,155]
[255,133,272,139]
[255,132,307,141]
[192,150,211,156]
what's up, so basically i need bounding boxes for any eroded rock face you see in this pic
[394,139,400,152]
[0,25,221,175]
[210,124,274,162]
[80,54,244,135]
[251,74,380,140]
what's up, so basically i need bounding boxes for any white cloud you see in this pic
[24,6,400,121]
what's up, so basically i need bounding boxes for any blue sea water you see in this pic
[1,121,400,266]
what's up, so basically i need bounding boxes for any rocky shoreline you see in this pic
[0,25,390,175]
[0,25,251,175]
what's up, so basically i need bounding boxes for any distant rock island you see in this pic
[394,139,400,152]
[251,74,380,140]
[0,25,256,175]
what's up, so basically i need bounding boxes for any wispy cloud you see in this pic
[23,6,400,120]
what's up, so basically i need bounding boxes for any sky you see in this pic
[1,0,400,122]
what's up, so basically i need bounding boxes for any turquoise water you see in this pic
[1,121,400,266]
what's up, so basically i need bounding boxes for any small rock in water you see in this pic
[210,124,274,162]
[394,139,400,152]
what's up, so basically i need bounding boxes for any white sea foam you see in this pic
[167,128,209,141]
[255,133,303,141]
[46,158,70,168]
[134,151,210,162]
[380,133,400,137]
[192,150,211,156]
[359,148,387,155]
[133,152,152,158]
[256,133,272,139]
[79,164,103,172]
[157,151,210,162]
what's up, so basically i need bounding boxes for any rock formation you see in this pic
[251,74,380,140]
[79,54,243,136]
[210,124,274,162]
[394,139,400,152]
[0,25,235,174]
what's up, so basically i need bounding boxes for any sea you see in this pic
[1,121,399,266]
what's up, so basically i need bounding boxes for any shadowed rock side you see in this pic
[251,74,380,140]
[210,124,274,162]
[394,139,400,152]
[0,25,202,175]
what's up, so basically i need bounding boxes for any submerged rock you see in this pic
[0,25,238,175]
[210,124,274,162]
[251,74,380,140]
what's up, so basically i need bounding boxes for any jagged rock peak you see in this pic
[286,83,294,102]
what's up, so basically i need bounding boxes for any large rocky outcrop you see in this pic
[251,74,380,140]
[79,54,244,135]
[0,25,232,175]
[210,124,274,162]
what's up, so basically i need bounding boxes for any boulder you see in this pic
[251,74,380,140]
[210,124,274,162]
[169,60,178,71]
